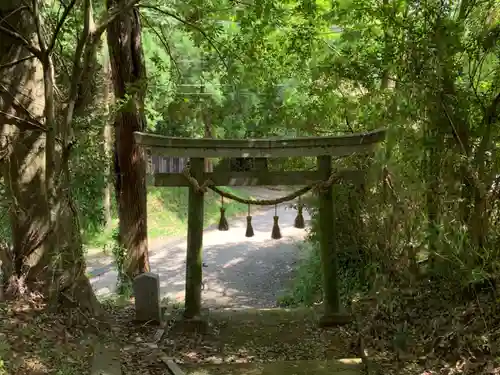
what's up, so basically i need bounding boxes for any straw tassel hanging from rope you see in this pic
[218,195,229,231]
[294,196,305,229]
[271,204,282,239]
[245,204,254,237]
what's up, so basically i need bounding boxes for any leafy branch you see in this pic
[140,14,182,79]
[47,0,78,54]
[139,4,229,72]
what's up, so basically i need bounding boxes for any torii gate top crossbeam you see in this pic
[134,129,386,158]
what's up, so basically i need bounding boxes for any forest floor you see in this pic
[0,297,95,375]
[113,305,362,375]
[1,186,499,374]
[2,289,499,375]
[104,287,499,375]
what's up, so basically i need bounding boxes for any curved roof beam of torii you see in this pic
[134,128,386,158]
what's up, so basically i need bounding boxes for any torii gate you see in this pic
[134,129,385,327]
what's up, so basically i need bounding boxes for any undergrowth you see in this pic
[280,156,500,373]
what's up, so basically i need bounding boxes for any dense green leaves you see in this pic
[2,0,498,305]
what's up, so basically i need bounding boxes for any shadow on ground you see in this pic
[182,359,362,375]
[119,305,360,374]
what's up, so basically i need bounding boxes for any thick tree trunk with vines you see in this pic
[0,1,100,316]
[50,158,101,314]
[106,1,150,279]
[0,1,52,298]
[43,0,101,316]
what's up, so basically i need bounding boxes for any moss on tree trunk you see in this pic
[106,0,150,279]
[184,158,205,319]
[317,156,340,316]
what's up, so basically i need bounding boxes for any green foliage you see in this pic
[70,123,110,238]
[272,0,500,309]
[110,228,133,297]
[147,186,251,238]
[281,183,374,307]
[1,0,499,372]
[3,0,497,314]
[277,241,323,307]
[287,154,500,307]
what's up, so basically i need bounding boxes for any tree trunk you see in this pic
[48,0,101,315]
[102,35,113,228]
[0,1,51,297]
[0,0,101,316]
[106,1,150,279]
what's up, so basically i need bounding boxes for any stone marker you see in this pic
[133,272,161,324]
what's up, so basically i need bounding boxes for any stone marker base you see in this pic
[318,312,353,327]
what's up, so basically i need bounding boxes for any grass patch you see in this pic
[83,186,251,252]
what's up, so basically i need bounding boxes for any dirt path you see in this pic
[118,307,360,374]
[87,187,311,308]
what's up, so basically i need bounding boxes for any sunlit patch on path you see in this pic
[87,203,311,308]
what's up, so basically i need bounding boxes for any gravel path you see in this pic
[87,187,311,308]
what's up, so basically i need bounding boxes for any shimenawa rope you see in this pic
[181,166,341,205]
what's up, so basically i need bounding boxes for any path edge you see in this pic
[90,338,122,375]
